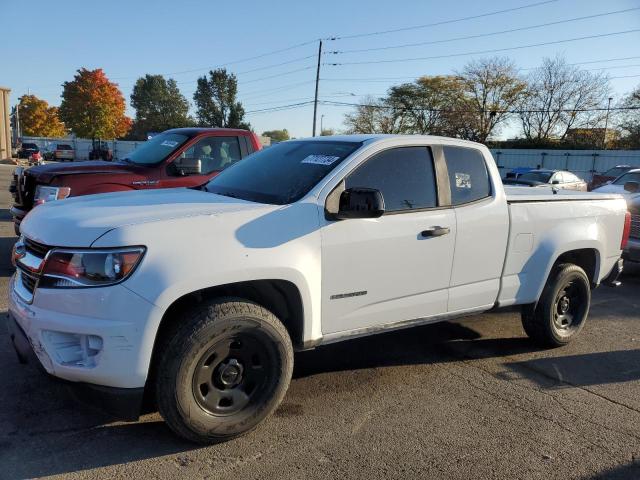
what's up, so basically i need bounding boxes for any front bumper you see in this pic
[623,237,640,263]
[7,313,144,420]
[8,274,162,389]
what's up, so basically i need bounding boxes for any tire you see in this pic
[521,263,591,347]
[155,298,294,444]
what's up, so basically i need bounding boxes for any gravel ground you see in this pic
[0,164,638,480]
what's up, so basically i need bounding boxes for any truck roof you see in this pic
[291,134,486,148]
[164,127,253,136]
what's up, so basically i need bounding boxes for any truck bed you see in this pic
[504,185,623,203]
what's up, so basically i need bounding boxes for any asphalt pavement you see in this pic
[0,163,638,479]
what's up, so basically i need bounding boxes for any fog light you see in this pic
[41,331,103,367]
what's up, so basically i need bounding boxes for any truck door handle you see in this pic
[420,226,450,238]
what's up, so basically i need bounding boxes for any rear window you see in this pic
[444,146,491,205]
[604,167,632,177]
[22,143,38,149]
[519,171,553,183]
[57,144,72,150]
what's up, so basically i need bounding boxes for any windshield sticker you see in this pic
[455,172,472,189]
[161,140,179,148]
[301,154,341,166]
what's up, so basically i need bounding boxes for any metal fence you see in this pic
[490,148,640,181]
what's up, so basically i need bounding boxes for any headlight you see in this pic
[40,247,145,288]
[34,185,71,206]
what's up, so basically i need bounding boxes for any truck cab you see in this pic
[10,128,261,234]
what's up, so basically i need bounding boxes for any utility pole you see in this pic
[320,114,325,134]
[312,40,322,137]
[602,96,613,150]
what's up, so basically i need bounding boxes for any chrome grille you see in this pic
[631,214,640,239]
[20,269,38,293]
[25,238,52,257]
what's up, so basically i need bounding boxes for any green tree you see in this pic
[262,129,290,142]
[17,95,66,137]
[193,69,249,129]
[617,85,640,148]
[129,74,193,139]
[59,68,131,139]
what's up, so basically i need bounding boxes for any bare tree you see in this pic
[343,96,404,134]
[519,56,611,141]
[457,57,527,142]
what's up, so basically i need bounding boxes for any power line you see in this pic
[330,0,558,41]
[110,39,319,80]
[244,101,315,115]
[176,65,315,87]
[239,80,316,99]
[327,29,640,66]
[319,99,640,114]
[333,8,639,55]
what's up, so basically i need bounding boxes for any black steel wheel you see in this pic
[156,298,293,444]
[522,263,591,347]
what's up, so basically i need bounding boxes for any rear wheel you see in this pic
[156,298,293,444]
[522,263,591,347]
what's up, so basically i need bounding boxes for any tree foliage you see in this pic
[129,74,193,139]
[614,85,640,149]
[519,56,611,141]
[18,95,66,137]
[193,69,249,129]
[344,96,404,134]
[262,129,290,142]
[59,68,131,139]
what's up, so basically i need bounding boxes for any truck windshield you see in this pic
[206,140,363,204]
[613,172,640,185]
[124,132,190,165]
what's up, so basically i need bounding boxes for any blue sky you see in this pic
[4,0,640,138]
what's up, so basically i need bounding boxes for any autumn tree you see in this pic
[193,69,249,129]
[129,74,193,139]
[262,129,290,142]
[59,68,131,139]
[519,56,611,142]
[344,96,404,134]
[457,57,527,142]
[386,76,469,136]
[18,95,66,137]
[616,85,640,148]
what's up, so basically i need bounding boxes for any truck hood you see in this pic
[20,188,278,247]
[26,160,145,183]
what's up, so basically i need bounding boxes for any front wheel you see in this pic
[156,298,293,444]
[522,263,591,347]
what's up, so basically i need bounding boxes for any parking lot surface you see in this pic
[0,163,638,480]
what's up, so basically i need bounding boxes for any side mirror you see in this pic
[172,157,202,176]
[335,188,385,220]
[624,181,640,193]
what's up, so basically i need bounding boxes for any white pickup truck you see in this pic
[8,135,630,443]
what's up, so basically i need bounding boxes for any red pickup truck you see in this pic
[10,128,261,234]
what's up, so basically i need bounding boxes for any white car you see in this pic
[8,135,630,443]
[592,168,640,198]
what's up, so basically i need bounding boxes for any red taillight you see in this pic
[621,211,631,250]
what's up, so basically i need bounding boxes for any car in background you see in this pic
[589,165,637,191]
[504,166,536,180]
[89,140,113,161]
[17,143,40,159]
[502,169,588,191]
[51,143,74,161]
[592,169,640,197]
[626,196,640,262]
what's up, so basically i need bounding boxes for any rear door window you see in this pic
[346,147,437,212]
[443,146,491,205]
